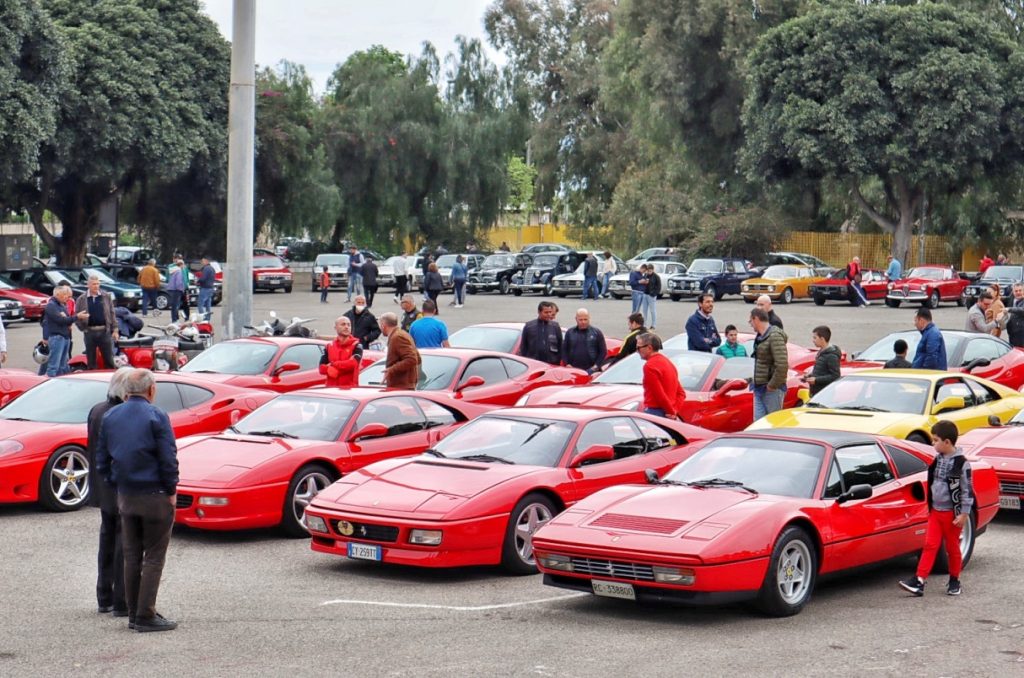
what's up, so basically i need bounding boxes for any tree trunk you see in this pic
[851,177,918,264]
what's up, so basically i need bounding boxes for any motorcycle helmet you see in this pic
[32,341,50,365]
[179,326,199,341]
[113,353,130,368]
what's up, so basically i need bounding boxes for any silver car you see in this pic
[607,261,687,299]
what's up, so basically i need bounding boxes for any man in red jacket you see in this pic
[637,333,686,420]
[319,316,363,387]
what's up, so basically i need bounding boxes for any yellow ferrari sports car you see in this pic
[741,265,825,304]
[748,369,1024,444]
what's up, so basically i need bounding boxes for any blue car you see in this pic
[59,267,143,311]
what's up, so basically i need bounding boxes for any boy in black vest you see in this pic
[899,420,973,597]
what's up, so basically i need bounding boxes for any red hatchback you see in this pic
[252,253,293,293]
[0,274,49,320]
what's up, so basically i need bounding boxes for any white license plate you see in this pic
[347,542,382,561]
[999,495,1021,510]
[591,580,636,600]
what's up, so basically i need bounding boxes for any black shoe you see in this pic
[899,576,925,596]
[135,613,177,633]
[111,608,129,618]
[947,578,962,596]
[97,605,114,614]
[128,616,136,630]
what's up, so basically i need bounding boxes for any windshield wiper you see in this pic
[652,477,690,487]
[456,453,514,465]
[227,425,240,433]
[1,417,32,421]
[834,405,888,412]
[688,478,758,494]
[422,448,446,458]
[520,422,553,446]
[803,402,826,408]
[245,429,298,439]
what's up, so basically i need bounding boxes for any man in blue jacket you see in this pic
[912,308,947,370]
[95,368,179,633]
[686,294,722,352]
[628,266,644,314]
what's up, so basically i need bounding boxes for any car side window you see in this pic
[354,397,426,437]
[965,378,998,405]
[413,398,458,428]
[633,418,677,451]
[278,344,324,371]
[461,358,509,386]
[177,383,214,409]
[961,337,1009,365]
[153,382,185,413]
[886,445,928,478]
[833,444,894,490]
[823,460,844,499]
[574,417,646,461]
[501,358,529,378]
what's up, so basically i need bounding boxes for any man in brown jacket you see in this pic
[76,275,119,370]
[378,312,420,390]
[137,258,162,317]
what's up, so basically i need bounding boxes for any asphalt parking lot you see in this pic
[2,283,1024,676]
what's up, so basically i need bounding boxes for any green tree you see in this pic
[742,2,1022,264]
[506,155,537,216]
[4,0,229,265]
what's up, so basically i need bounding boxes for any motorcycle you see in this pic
[244,311,317,338]
[69,317,209,371]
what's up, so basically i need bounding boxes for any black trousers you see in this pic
[84,329,116,370]
[364,285,378,307]
[119,493,174,620]
[394,275,408,298]
[97,507,126,611]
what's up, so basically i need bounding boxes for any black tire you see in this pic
[956,296,965,307]
[501,493,558,575]
[284,285,292,293]
[467,287,477,295]
[670,295,681,302]
[38,445,91,512]
[885,298,901,308]
[813,295,825,306]
[499,278,510,295]
[69,362,87,373]
[311,280,318,292]
[926,290,940,309]
[781,287,793,304]
[281,464,336,538]
[964,296,976,309]
[706,283,719,301]
[756,526,817,617]
[934,510,976,574]
[745,297,756,304]
[907,432,931,445]
[154,293,169,310]
[611,293,624,300]
[544,282,554,296]
[513,289,522,297]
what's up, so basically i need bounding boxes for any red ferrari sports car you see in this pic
[358,348,590,406]
[0,274,49,320]
[0,369,47,407]
[173,389,492,536]
[449,322,622,359]
[808,268,889,306]
[304,407,712,573]
[179,336,379,392]
[532,429,999,616]
[885,265,968,309]
[845,329,1024,390]
[519,350,802,432]
[664,331,820,372]
[958,411,1024,513]
[0,373,274,511]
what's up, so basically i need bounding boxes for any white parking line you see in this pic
[320,592,589,611]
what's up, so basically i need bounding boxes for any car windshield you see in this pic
[449,326,520,353]
[531,254,560,268]
[688,259,724,274]
[382,256,405,267]
[762,266,799,280]
[800,255,828,267]
[855,330,965,365]
[435,415,575,467]
[435,255,460,267]
[253,255,285,268]
[595,350,716,390]
[233,395,357,441]
[180,341,278,375]
[981,265,1023,281]
[808,376,930,415]
[0,276,15,290]
[46,271,75,285]
[904,267,944,281]
[483,254,515,268]
[315,254,348,267]
[664,437,824,498]
[359,354,462,390]
[0,379,109,424]
[82,267,117,284]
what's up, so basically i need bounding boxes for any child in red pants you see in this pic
[900,420,973,597]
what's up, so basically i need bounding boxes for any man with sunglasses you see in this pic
[637,333,686,420]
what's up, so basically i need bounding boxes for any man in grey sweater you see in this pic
[965,290,1004,334]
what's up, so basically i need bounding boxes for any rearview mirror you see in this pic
[272,361,301,378]
[714,378,747,398]
[570,444,616,468]
[644,468,660,484]
[797,387,811,405]
[348,422,389,442]
[932,395,966,415]
[836,484,872,505]
[454,375,485,393]
[962,357,991,372]
[988,414,1002,427]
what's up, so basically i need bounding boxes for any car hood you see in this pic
[0,419,83,441]
[959,426,1024,463]
[528,383,711,409]
[0,289,48,304]
[313,456,548,517]
[569,485,756,535]
[743,277,796,286]
[749,408,923,434]
[676,272,720,281]
[892,277,943,286]
[177,434,329,485]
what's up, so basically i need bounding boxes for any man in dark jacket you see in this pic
[640,264,661,330]
[197,257,216,318]
[755,295,784,329]
[75,275,118,370]
[362,256,379,307]
[686,294,721,352]
[518,301,562,365]
[88,369,131,617]
[1004,283,1024,348]
[805,326,841,396]
[43,286,77,376]
[562,308,607,374]
[95,368,178,633]
[344,295,381,349]
[750,307,789,419]
[884,339,913,369]
[628,266,644,314]
[912,308,947,370]
[581,253,600,300]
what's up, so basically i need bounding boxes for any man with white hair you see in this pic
[755,294,784,330]
[43,285,78,376]
[561,308,607,374]
[75,275,118,369]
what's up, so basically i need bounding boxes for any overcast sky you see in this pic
[200,0,501,92]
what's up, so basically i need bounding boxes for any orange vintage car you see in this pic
[741,265,825,304]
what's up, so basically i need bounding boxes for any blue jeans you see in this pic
[197,287,213,318]
[631,290,644,313]
[347,273,363,300]
[644,407,666,418]
[582,276,600,300]
[141,289,159,316]
[320,286,329,303]
[753,385,785,421]
[46,334,70,377]
[600,272,612,297]
[453,280,466,305]
[167,290,182,322]
[640,294,657,328]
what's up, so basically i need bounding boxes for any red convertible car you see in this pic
[449,322,622,359]
[305,407,712,573]
[957,412,1024,513]
[845,329,1024,390]
[173,389,491,536]
[0,274,49,320]
[808,268,889,306]
[358,348,590,406]
[0,369,47,407]
[885,265,968,309]
[0,373,274,511]
[532,429,999,616]
[519,351,802,432]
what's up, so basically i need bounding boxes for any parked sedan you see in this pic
[0,275,48,320]
[533,429,999,616]
[606,261,686,299]
[0,373,274,511]
[550,254,628,297]
[809,268,889,306]
[963,264,1024,307]
[62,267,143,310]
[173,389,490,536]
[740,265,825,304]
[885,265,968,308]
[304,407,712,573]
